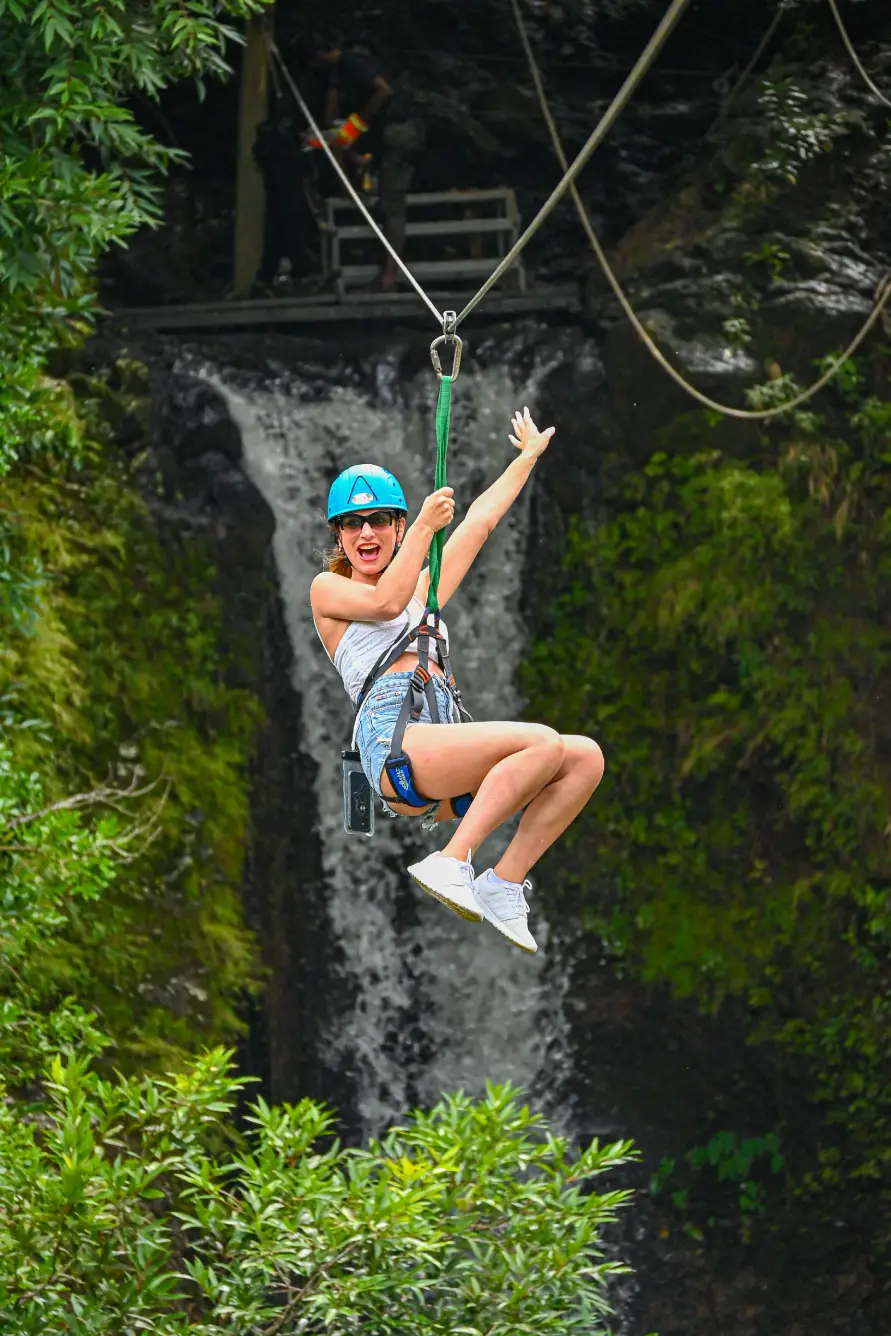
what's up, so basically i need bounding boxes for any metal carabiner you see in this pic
[430,310,462,381]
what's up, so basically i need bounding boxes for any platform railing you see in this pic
[323,188,527,296]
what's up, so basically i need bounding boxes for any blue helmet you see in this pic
[326,464,407,521]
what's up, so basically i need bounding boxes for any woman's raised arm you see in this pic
[417,408,555,609]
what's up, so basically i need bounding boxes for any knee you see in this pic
[566,735,605,789]
[529,725,565,778]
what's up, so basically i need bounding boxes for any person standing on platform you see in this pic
[253,110,321,292]
[305,36,426,292]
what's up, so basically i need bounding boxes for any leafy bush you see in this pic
[0,1050,633,1334]
[650,1130,786,1241]
[0,0,269,470]
[523,356,891,1189]
[750,79,848,186]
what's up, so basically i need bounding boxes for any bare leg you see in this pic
[437,735,565,860]
[493,735,604,882]
[381,720,565,844]
[382,722,602,872]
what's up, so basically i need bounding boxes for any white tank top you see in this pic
[319,595,450,705]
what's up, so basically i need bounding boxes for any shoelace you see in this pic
[459,850,476,888]
[485,875,531,919]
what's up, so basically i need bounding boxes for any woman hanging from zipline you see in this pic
[310,407,604,954]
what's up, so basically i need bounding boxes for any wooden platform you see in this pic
[323,189,527,298]
[107,284,581,334]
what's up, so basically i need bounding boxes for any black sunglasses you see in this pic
[339,510,398,532]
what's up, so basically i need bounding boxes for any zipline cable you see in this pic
[510,0,891,420]
[454,0,696,327]
[827,0,891,109]
[270,42,445,325]
[274,0,696,336]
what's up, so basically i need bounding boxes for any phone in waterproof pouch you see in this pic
[342,750,374,837]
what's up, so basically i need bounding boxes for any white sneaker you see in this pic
[407,850,483,922]
[473,870,538,953]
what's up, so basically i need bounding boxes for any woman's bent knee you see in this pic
[565,734,605,786]
[532,728,565,779]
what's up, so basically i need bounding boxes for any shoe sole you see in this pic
[408,869,483,922]
[479,905,538,954]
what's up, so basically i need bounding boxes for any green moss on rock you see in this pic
[0,379,262,1071]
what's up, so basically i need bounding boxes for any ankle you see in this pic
[439,844,474,864]
[492,861,528,884]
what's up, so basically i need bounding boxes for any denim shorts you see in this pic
[355,670,459,801]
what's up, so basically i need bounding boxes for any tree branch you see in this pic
[2,773,166,831]
[261,1240,362,1336]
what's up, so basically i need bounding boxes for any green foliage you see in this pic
[0,739,116,1088]
[0,1051,634,1335]
[0,421,262,1075]
[721,315,752,348]
[742,241,790,284]
[750,79,848,186]
[650,1131,785,1241]
[523,354,891,1191]
[0,0,270,471]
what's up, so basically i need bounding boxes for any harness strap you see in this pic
[356,620,413,708]
[426,376,452,614]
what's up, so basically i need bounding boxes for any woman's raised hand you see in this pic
[509,406,555,459]
[419,486,456,533]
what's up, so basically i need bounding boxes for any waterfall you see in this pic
[194,341,571,1139]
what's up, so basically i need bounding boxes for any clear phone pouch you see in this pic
[342,750,374,837]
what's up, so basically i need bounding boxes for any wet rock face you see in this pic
[153,372,276,567]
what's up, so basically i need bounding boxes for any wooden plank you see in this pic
[107,285,580,332]
[232,15,272,298]
[336,217,516,242]
[326,188,518,214]
[337,258,522,284]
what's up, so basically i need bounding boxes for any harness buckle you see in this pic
[430,310,462,382]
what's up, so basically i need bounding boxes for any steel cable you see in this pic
[454,0,696,326]
[510,0,891,420]
[270,43,445,324]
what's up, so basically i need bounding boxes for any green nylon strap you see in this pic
[426,373,452,613]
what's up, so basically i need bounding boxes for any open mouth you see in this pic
[355,542,382,564]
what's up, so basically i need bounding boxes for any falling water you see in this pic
[192,342,571,1139]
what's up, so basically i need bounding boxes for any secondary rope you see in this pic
[827,0,891,108]
[426,375,452,614]
[270,43,445,324]
[510,0,891,421]
[454,0,695,326]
